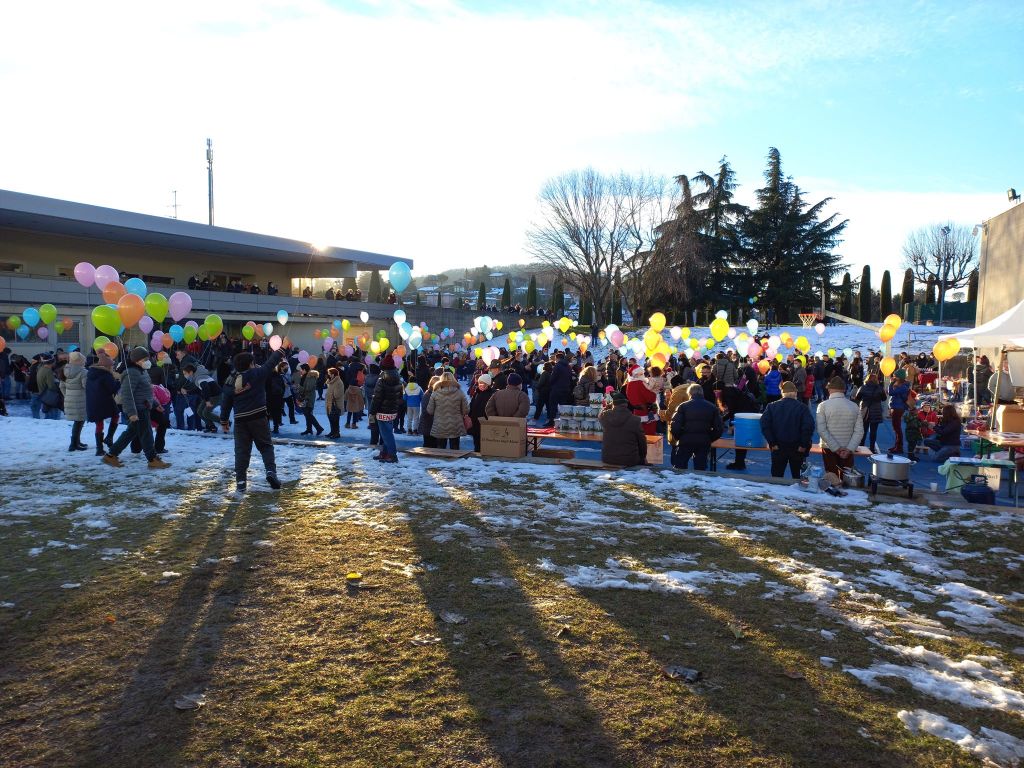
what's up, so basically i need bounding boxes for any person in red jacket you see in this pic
[624,366,658,435]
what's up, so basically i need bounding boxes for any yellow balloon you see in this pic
[650,352,666,368]
[680,327,691,339]
[656,341,673,358]
[524,340,535,353]
[557,317,572,333]
[705,338,715,349]
[827,348,836,357]
[880,357,896,377]
[775,353,784,362]
[508,340,517,351]
[541,320,550,329]
[370,340,381,354]
[474,347,483,358]
[644,329,662,351]
[947,338,961,357]
[379,338,390,352]
[569,332,576,340]
[710,317,729,342]
[884,314,902,329]
[689,338,699,349]
[879,323,897,343]
[649,312,666,333]
[495,321,503,331]
[932,340,950,362]
[796,336,810,353]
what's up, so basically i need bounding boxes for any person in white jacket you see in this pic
[816,376,864,476]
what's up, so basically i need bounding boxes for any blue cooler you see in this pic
[734,413,766,448]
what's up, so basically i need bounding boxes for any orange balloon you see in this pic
[103,342,119,359]
[880,357,896,377]
[0,337,5,353]
[757,359,771,375]
[330,327,340,338]
[307,355,318,368]
[255,324,265,338]
[879,323,897,343]
[116,293,145,327]
[102,281,126,304]
[161,334,174,349]
[394,345,407,357]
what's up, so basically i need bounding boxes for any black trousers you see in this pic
[770,444,805,479]
[673,445,709,470]
[235,415,276,482]
[327,410,341,435]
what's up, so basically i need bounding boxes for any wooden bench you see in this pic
[527,429,664,465]
[709,438,872,471]
[403,447,474,459]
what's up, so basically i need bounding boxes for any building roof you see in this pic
[0,189,411,271]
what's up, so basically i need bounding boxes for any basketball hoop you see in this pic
[798,313,816,328]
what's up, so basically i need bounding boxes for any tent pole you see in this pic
[989,345,1005,431]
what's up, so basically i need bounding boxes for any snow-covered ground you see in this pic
[2,415,1022,765]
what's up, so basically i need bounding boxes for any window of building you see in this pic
[0,261,26,273]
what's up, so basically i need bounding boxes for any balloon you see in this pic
[168,324,184,342]
[145,292,168,323]
[747,341,762,359]
[270,335,283,351]
[103,342,120,359]
[162,334,173,350]
[757,359,771,375]
[643,329,661,351]
[93,336,110,351]
[330,327,340,338]
[93,265,118,290]
[204,313,223,337]
[814,323,826,335]
[277,310,289,325]
[138,316,154,334]
[168,292,192,322]
[880,357,897,377]
[727,328,737,339]
[649,312,666,332]
[0,337,5,353]
[91,305,122,336]
[117,294,145,327]
[827,348,836,358]
[370,340,381,354]
[22,307,40,327]
[242,324,255,340]
[518,318,525,328]
[947,338,961,357]
[16,325,29,339]
[879,323,897,343]
[342,319,351,331]
[710,317,729,342]
[408,333,422,351]
[37,327,49,340]
[932,340,951,362]
[150,333,163,352]
[379,338,390,352]
[124,277,148,298]
[746,319,759,335]
[102,281,126,304]
[388,262,412,293]
[320,338,332,352]
[359,311,369,323]
[842,347,853,358]
[343,345,354,356]
[307,356,318,369]
[557,317,572,334]
[796,336,810,354]
[183,321,199,343]
[393,309,406,325]
[297,350,310,364]
[681,327,691,339]
[7,315,22,330]
[610,330,625,348]
[73,262,96,287]
[39,304,58,325]
[197,324,210,341]
[260,322,271,336]
[884,314,902,329]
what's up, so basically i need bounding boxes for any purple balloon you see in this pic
[168,291,192,322]
[37,327,49,340]
[94,264,118,290]
[138,316,154,334]
[73,261,96,287]
[150,333,163,352]
[322,338,333,352]
[297,350,310,364]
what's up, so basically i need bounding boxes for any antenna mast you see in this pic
[206,138,214,225]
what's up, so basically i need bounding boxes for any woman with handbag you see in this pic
[427,371,469,450]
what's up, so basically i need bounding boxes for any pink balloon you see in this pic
[168,291,192,322]
[297,350,310,364]
[138,316,154,334]
[94,264,118,290]
[343,344,354,356]
[747,341,762,360]
[37,327,49,340]
[610,330,624,347]
[73,261,96,287]
[150,333,163,352]
[269,334,282,351]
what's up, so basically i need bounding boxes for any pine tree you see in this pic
[580,298,592,325]
[368,271,382,303]
[967,269,979,303]
[926,277,935,304]
[840,272,853,316]
[555,283,565,313]
[612,288,623,325]
[342,276,357,293]
[477,282,486,311]
[901,269,914,309]
[501,278,512,308]
[859,265,872,322]
[880,270,892,318]
[526,274,538,309]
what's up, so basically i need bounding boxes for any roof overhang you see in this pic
[0,189,412,271]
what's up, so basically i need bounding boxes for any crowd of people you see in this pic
[0,332,1017,491]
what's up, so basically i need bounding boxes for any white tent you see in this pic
[938,297,1024,349]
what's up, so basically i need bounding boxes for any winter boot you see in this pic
[102,454,124,468]
[95,434,105,456]
[266,472,281,490]
[236,480,247,494]
[147,457,171,470]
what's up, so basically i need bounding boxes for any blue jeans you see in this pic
[30,394,42,418]
[110,407,155,461]
[172,393,189,429]
[377,417,397,458]
[0,375,10,399]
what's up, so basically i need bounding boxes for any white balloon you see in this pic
[746,319,759,335]
[715,310,728,320]
[360,311,369,323]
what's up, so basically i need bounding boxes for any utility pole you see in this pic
[206,138,214,225]
[939,225,950,324]
[169,190,180,219]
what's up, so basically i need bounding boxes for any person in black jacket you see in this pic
[220,350,283,493]
[670,384,724,470]
[853,374,885,453]
[716,383,758,471]
[266,361,288,434]
[468,374,495,452]
[760,381,815,478]
[370,356,405,462]
[545,352,573,427]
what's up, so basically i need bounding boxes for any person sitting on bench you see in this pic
[599,391,647,468]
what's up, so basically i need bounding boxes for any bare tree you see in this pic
[901,222,978,322]
[527,169,670,327]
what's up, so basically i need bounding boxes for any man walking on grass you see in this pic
[220,350,283,493]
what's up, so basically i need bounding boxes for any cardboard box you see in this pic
[534,448,576,460]
[995,405,1024,433]
[480,417,527,458]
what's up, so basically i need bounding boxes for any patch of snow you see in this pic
[898,709,1024,767]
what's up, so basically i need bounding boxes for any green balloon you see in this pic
[92,305,122,336]
[242,325,255,340]
[7,315,21,330]
[183,325,197,343]
[39,303,58,325]
[145,292,169,323]
[205,313,223,338]
[198,323,210,341]
[93,335,111,351]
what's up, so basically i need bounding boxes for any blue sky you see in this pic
[1,0,1021,280]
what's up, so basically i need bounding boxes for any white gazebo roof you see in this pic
[939,298,1024,349]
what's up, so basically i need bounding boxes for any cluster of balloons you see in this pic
[5,304,76,342]
[878,313,902,343]
[932,336,962,363]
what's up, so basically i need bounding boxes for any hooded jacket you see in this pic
[427,385,468,438]
[59,364,87,422]
[299,370,320,406]
[119,365,154,419]
[370,369,404,417]
[86,365,120,422]
[854,382,885,424]
[220,351,282,422]
[599,405,647,466]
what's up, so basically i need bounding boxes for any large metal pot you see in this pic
[870,452,915,482]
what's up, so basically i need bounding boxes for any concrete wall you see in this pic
[977,203,1024,325]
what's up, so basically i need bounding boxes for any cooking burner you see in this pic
[868,475,915,498]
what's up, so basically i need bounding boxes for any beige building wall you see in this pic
[977,203,1024,325]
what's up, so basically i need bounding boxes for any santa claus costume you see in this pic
[624,366,658,435]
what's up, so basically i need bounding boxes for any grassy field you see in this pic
[1,424,1023,767]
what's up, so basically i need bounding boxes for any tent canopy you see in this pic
[939,298,1024,349]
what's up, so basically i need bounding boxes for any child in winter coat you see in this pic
[404,381,423,435]
[904,403,927,457]
[345,378,365,428]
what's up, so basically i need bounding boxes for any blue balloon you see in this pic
[16,324,29,339]
[124,277,148,298]
[22,307,40,327]
[333,319,342,329]
[388,261,412,293]
[169,324,184,342]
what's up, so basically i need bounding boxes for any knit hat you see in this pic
[68,351,86,365]
[379,355,396,370]
[780,381,797,395]
[894,369,907,380]
[130,347,149,364]
[507,373,522,387]
[477,374,492,387]
[827,376,846,391]
[610,391,628,406]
